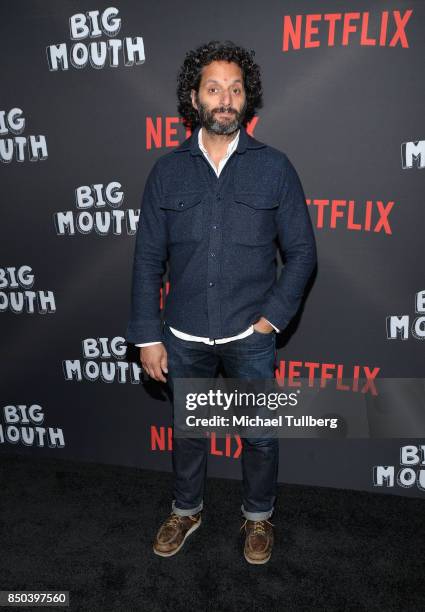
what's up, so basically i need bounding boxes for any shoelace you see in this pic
[240,519,275,535]
[164,514,184,528]
[165,513,198,528]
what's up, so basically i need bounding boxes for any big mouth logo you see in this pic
[374,445,425,490]
[54,181,139,236]
[0,266,56,314]
[0,107,47,163]
[386,290,425,340]
[401,140,425,169]
[0,404,65,448]
[63,336,143,383]
[46,6,145,71]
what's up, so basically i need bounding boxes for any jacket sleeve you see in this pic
[125,161,168,344]
[260,155,317,332]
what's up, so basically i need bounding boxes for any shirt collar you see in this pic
[173,123,266,155]
[198,127,240,159]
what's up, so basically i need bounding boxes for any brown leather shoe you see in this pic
[241,518,274,564]
[153,512,202,557]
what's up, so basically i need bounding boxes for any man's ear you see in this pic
[190,89,198,111]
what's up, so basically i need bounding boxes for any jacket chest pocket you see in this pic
[230,193,279,246]
[160,192,204,244]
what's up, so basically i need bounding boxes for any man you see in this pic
[126,40,317,564]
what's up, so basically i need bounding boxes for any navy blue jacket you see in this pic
[126,124,317,344]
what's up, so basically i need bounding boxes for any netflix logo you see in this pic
[282,10,413,51]
[306,199,395,235]
[275,360,380,396]
[151,426,242,458]
[145,116,259,150]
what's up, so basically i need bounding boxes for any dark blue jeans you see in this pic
[162,321,279,521]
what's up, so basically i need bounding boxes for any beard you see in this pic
[195,93,247,135]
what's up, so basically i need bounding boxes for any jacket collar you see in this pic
[173,123,266,156]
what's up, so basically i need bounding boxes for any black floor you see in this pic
[0,453,424,612]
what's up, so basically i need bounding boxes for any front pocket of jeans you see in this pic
[253,328,275,336]
[160,192,204,243]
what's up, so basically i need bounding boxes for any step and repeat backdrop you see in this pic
[1,1,424,498]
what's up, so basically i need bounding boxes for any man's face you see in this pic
[191,60,247,135]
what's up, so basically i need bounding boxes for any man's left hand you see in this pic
[253,317,274,334]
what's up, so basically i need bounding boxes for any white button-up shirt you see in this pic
[136,126,279,347]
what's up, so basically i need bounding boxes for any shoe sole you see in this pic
[244,550,271,565]
[153,516,202,557]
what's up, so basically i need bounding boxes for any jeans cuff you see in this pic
[172,499,203,517]
[241,504,274,521]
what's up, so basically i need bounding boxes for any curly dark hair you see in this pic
[176,40,263,130]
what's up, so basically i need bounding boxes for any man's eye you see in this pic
[208,88,218,93]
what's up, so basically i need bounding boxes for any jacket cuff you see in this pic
[125,319,163,345]
[263,318,280,333]
[260,302,290,334]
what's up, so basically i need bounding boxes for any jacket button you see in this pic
[210,252,216,257]
[178,201,184,208]
[209,282,215,287]
[212,224,218,230]
[216,194,222,200]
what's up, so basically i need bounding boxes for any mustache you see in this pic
[213,108,237,114]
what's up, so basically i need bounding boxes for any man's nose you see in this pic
[219,90,232,106]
